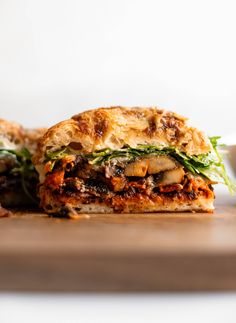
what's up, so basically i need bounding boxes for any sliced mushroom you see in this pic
[161,167,185,186]
[147,156,176,174]
[124,159,149,177]
[124,155,177,177]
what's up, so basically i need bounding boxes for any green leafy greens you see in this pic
[0,148,37,202]
[45,137,236,193]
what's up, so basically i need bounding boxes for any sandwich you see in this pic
[33,106,234,216]
[0,119,45,207]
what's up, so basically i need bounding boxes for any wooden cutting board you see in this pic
[0,193,236,292]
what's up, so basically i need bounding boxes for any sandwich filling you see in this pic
[39,137,233,215]
[0,148,38,206]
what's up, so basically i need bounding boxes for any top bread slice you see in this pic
[0,119,25,149]
[0,118,46,154]
[33,106,212,166]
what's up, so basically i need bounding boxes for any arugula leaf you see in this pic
[45,147,68,161]
[0,148,38,202]
[209,136,236,194]
[209,136,221,149]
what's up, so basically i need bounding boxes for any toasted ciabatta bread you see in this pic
[0,119,25,149]
[32,106,225,217]
[34,107,211,165]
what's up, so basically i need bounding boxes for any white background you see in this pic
[0,0,236,136]
[1,0,236,322]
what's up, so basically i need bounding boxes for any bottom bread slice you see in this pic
[40,186,214,217]
[68,198,214,214]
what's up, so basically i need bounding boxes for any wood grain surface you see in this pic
[0,193,236,292]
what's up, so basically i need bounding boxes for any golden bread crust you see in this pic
[33,106,212,166]
[0,119,25,147]
[0,118,46,154]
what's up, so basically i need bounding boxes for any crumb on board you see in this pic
[0,205,12,217]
